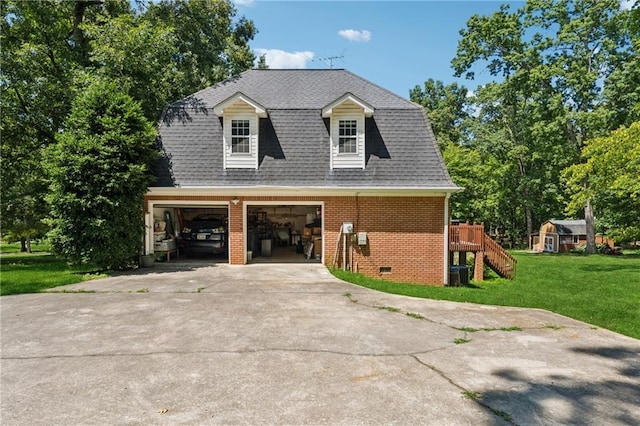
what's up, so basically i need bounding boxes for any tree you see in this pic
[1,0,256,260]
[452,0,634,252]
[409,80,512,232]
[564,122,640,243]
[1,0,85,249]
[410,79,470,148]
[256,53,269,69]
[46,81,158,269]
[143,0,256,103]
[0,0,130,248]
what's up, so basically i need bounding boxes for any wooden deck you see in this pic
[449,222,517,280]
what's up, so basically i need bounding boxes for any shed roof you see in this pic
[549,220,587,235]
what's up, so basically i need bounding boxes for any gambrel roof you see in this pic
[550,220,587,235]
[154,69,458,190]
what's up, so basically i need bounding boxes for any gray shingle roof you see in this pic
[179,69,415,110]
[154,69,457,189]
[551,220,587,235]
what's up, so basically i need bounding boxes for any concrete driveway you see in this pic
[2,263,639,425]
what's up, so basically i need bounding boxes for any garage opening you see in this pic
[151,205,229,263]
[246,204,322,263]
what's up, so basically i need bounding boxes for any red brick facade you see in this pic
[146,194,446,286]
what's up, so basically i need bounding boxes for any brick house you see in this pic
[146,69,461,285]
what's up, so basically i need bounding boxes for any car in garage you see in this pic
[180,214,228,257]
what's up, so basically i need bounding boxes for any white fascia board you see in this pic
[321,93,374,118]
[213,92,267,118]
[147,186,463,198]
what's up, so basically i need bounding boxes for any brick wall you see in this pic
[324,196,445,285]
[146,194,446,285]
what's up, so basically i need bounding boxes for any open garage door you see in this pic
[147,202,230,264]
[246,204,323,264]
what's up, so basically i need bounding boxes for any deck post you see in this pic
[474,251,484,281]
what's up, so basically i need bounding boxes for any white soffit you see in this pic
[321,92,374,118]
[213,92,268,118]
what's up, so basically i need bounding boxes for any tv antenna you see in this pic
[313,51,346,69]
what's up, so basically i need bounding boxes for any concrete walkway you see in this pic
[1,263,639,425]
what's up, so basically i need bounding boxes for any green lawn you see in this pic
[1,242,106,296]
[332,251,640,340]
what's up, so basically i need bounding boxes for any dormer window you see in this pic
[322,93,374,170]
[338,120,358,154]
[231,119,251,153]
[214,92,267,169]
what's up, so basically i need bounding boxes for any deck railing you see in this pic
[483,235,517,280]
[449,222,484,252]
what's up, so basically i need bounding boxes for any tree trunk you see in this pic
[525,205,533,249]
[20,237,27,252]
[585,199,596,254]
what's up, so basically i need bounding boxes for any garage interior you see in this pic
[247,204,322,263]
[152,205,229,262]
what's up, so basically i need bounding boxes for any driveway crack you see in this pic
[409,354,518,425]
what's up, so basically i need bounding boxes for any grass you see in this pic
[331,251,640,339]
[1,242,107,296]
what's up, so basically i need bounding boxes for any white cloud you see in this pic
[620,0,636,10]
[233,0,255,6]
[338,29,372,43]
[256,49,315,69]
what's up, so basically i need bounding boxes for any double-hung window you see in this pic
[231,119,250,153]
[338,120,358,154]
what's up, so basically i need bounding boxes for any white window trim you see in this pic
[223,114,259,169]
[322,93,372,170]
[230,118,251,154]
[337,119,359,155]
[215,92,266,170]
[329,114,365,169]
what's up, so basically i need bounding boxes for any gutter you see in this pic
[147,186,463,198]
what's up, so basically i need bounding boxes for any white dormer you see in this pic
[214,92,267,169]
[322,93,374,170]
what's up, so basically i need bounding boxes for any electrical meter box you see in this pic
[342,222,354,234]
[357,232,368,246]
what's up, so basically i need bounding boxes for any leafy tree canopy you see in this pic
[415,0,636,247]
[564,122,640,242]
[1,0,256,257]
[46,81,158,269]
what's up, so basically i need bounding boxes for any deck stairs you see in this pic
[449,222,517,280]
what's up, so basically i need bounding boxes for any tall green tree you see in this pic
[46,81,157,269]
[143,0,256,103]
[452,0,634,252]
[410,79,470,148]
[0,0,106,250]
[564,122,640,243]
[1,0,256,260]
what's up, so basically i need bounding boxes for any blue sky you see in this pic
[232,1,527,98]
[234,0,637,98]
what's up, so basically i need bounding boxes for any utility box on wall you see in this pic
[342,222,354,234]
[357,232,368,246]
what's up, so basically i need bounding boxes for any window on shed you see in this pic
[338,120,357,154]
[231,119,250,153]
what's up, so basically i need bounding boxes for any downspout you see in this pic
[145,211,153,255]
[443,192,452,285]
